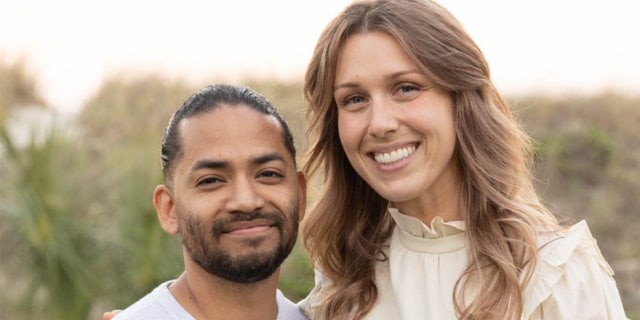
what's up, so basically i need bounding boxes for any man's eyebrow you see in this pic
[251,152,286,166]
[191,159,228,171]
[190,153,286,172]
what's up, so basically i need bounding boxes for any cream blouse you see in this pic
[300,208,628,319]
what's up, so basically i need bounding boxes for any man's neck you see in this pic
[170,262,281,320]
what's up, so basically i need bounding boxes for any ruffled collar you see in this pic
[388,207,465,239]
[388,207,467,253]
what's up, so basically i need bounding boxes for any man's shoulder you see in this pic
[275,289,308,320]
[114,280,195,320]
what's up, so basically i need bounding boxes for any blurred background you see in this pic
[1,0,638,319]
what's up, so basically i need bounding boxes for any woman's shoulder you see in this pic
[522,220,627,319]
[536,220,614,275]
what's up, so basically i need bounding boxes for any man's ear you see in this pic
[296,172,307,221]
[153,184,179,235]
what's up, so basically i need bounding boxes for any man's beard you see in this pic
[178,203,299,283]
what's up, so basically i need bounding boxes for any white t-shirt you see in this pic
[114,280,307,320]
[300,208,628,319]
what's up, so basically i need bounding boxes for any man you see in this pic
[108,84,307,320]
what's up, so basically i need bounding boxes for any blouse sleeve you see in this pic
[523,220,628,319]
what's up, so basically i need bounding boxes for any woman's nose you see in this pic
[368,99,399,138]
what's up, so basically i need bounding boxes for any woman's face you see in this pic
[333,31,460,220]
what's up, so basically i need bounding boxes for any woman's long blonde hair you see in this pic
[302,0,559,319]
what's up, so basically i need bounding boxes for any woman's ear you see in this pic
[153,184,179,235]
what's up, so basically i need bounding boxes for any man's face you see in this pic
[164,104,305,283]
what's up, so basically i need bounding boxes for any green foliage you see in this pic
[536,124,615,185]
[0,57,96,319]
[0,123,100,319]
[278,241,315,302]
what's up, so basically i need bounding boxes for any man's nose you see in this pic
[224,177,266,213]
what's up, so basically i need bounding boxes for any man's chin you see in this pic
[203,250,284,283]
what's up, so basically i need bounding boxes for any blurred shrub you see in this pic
[515,93,640,254]
[0,124,101,320]
[0,57,87,320]
[0,57,44,120]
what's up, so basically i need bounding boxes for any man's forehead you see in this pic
[177,106,292,163]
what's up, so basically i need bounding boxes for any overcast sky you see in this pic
[1,0,638,114]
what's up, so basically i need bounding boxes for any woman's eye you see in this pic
[336,95,369,112]
[347,95,365,105]
[398,84,418,93]
[337,95,366,108]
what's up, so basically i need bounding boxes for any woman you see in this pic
[299,0,627,319]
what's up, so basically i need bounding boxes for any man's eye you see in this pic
[259,170,283,178]
[197,177,221,186]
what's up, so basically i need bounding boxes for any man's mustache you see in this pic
[211,211,285,236]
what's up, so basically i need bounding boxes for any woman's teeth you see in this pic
[373,146,415,164]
